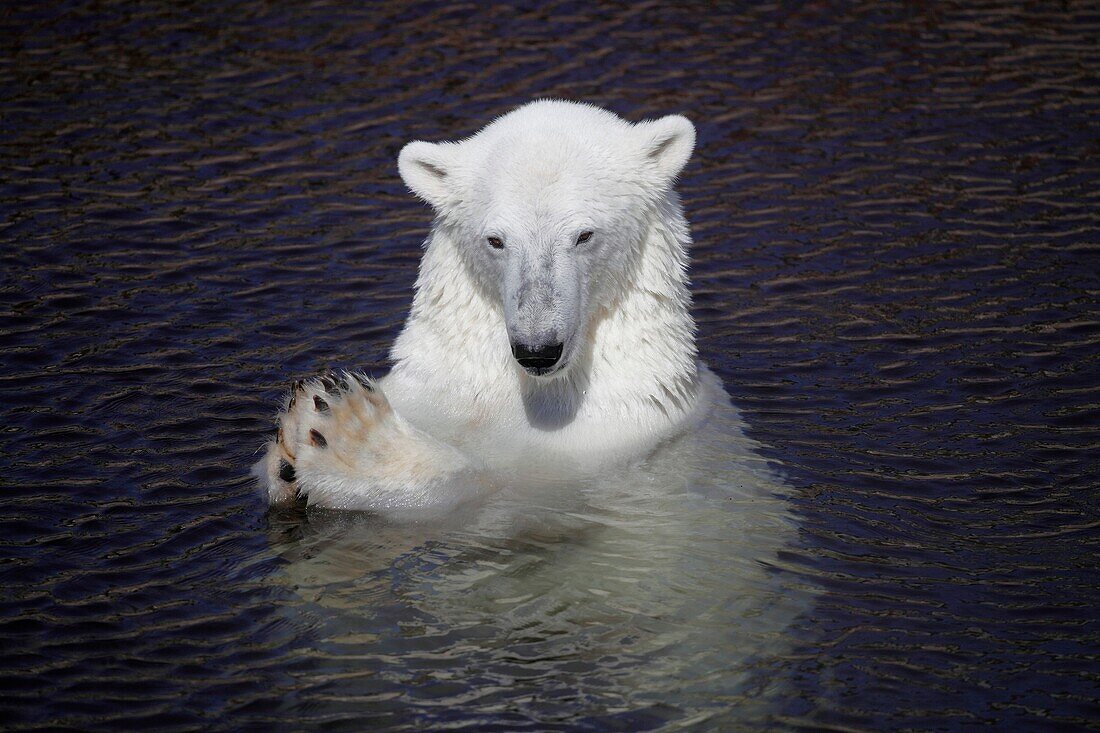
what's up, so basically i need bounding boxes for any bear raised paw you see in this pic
[259,371,477,513]
[256,99,716,515]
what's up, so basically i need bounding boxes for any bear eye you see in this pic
[487,236,504,250]
[576,231,593,245]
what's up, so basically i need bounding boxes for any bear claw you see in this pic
[310,429,327,448]
[314,395,329,412]
[324,371,350,393]
[278,459,296,482]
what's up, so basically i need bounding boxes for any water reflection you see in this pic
[264,385,809,728]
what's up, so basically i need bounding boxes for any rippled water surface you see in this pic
[3,1,1099,730]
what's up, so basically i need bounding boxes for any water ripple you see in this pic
[2,0,1099,731]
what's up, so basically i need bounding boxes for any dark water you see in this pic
[3,1,1099,730]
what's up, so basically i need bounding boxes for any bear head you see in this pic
[398,100,695,378]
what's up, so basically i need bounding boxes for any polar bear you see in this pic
[256,100,726,514]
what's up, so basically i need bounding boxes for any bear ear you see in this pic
[635,114,696,186]
[398,141,463,210]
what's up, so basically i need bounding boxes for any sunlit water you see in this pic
[2,1,1098,731]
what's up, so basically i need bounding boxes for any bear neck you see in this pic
[391,195,701,430]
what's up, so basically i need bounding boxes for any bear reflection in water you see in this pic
[265,393,804,721]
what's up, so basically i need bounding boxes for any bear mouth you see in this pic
[522,364,562,378]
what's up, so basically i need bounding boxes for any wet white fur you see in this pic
[257,100,711,512]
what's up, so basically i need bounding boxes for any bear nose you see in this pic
[511,342,564,372]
